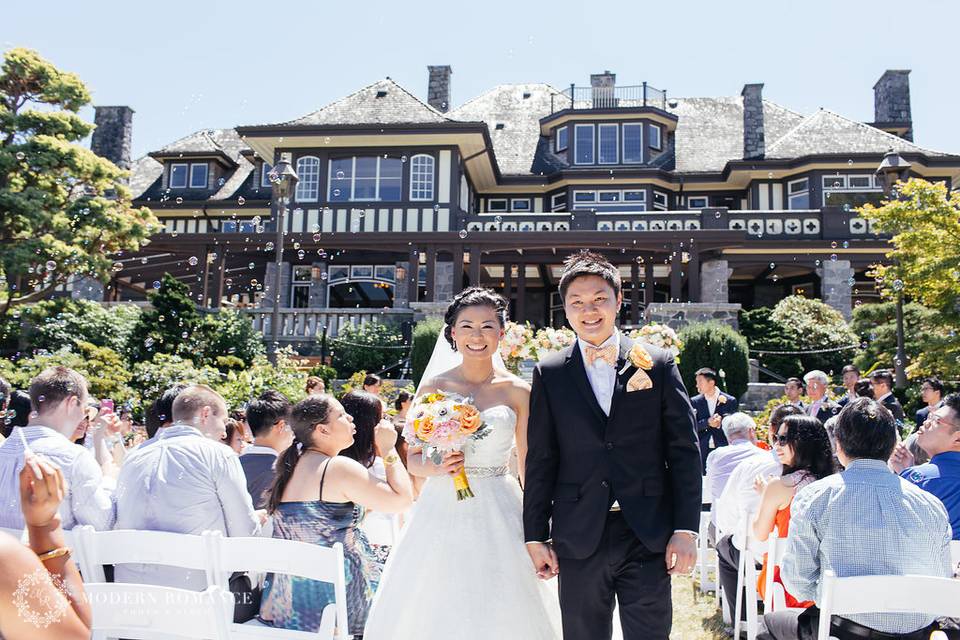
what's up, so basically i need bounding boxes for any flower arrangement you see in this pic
[499,322,536,374]
[629,323,683,360]
[403,391,491,500]
[533,326,577,359]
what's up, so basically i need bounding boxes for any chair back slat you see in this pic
[76,527,215,585]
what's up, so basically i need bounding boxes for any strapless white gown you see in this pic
[363,405,562,640]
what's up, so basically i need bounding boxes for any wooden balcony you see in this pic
[242,307,414,342]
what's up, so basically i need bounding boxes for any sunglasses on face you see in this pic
[774,434,791,446]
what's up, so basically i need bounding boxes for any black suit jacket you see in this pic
[914,402,943,431]
[522,337,702,560]
[807,398,842,425]
[881,394,906,423]
[690,391,739,471]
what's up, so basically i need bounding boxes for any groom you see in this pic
[523,250,702,640]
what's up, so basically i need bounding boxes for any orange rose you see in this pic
[456,404,482,435]
[414,416,436,440]
[629,344,654,370]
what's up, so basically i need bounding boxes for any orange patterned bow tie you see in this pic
[585,344,618,367]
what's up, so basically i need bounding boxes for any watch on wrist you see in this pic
[383,451,400,466]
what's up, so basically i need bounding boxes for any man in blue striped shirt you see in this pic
[761,398,953,640]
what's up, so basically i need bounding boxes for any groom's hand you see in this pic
[665,532,697,576]
[525,542,559,580]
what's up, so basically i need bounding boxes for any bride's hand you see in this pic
[437,451,465,476]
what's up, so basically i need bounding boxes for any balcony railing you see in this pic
[242,307,414,341]
[551,83,668,113]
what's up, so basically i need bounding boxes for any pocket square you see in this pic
[627,369,653,392]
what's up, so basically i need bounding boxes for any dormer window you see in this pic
[169,162,208,189]
[261,162,273,188]
[649,124,662,150]
[169,163,188,189]
[555,126,568,152]
[574,124,595,165]
[598,124,618,164]
[189,163,208,189]
[622,123,643,163]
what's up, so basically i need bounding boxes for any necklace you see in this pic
[457,367,496,392]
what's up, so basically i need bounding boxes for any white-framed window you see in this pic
[290,266,312,309]
[409,154,435,201]
[261,162,273,188]
[487,198,508,212]
[652,190,668,210]
[848,175,874,189]
[511,198,531,211]
[573,190,597,203]
[189,163,208,189]
[598,123,619,164]
[788,177,810,209]
[169,163,188,189]
[555,126,568,152]
[688,196,708,209]
[295,156,320,201]
[574,124,595,165]
[822,175,847,190]
[648,123,662,150]
[550,192,567,211]
[622,123,643,163]
[327,156,402,202]
[623,190,646,202]
[598,190,620,202]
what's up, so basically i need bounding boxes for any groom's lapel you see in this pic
[565,345,607,427]
[608,335,634,420]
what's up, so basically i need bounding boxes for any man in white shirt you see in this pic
[114,384,262,589]
[0,366,115,531]
[705,413,767,531]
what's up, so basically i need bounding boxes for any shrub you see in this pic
[217,348,309,411]
[128,353,223,408]
[739,307,803,381]
[126,274,202,363]
[411,319,443,386]
[769,296,858,377]
[331,322,407,380]
[193,309,265,370]
[307,364,338,388]
[339,370,414,408]
[21,299,141,355]
[851,301,938,377]
[677,322,750,400]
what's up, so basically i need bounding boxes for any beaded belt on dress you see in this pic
[464,465,510,478]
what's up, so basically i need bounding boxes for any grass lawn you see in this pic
[670,575,728,640]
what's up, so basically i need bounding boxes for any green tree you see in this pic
[128,352,222,408]
[768,296,858,376]
[411,319,443,386]
[677,322,750,399]
[193,309,265,370]
[330,322,408,379]
[127,274,202,363]
[739,307,802,381]
[850,301,939,375]
[0,48,158,316]
[217,349,308,411]
[21,298,141,354]
[0,340,134,403]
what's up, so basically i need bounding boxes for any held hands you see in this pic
[436,451,465,476]
[525,542,560,580]
[19,454,67,530]
[665,532,697,576]
[373,419,400,458]
[707,413,722,429]
[888,443,915,474]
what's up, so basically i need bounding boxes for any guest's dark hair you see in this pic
[246,390,292,437]
[145,384,187,438]
[785,377,804,391]
[267,395,335,514]
[0,376,10,411]
[769,403,804,433]
[833,397,897,461]
[854,379,874,398]
[442,287,508,350]
[942,393,960,428]
[222,418,240,445]
[777,415,835,480]
[695,368,718,382]
[362,373,382,388]
[558,250,621,300]
[1,391,31,439]
[305,376,325,393]
[921,376,944,395]
[340,391,383,468]
[869,369,894,387]
[394,390,412,412]
[29,366,87,413]
[841,364,860,376]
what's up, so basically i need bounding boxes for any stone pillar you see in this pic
[818,259,854,320]
[309,262,328,307]
[433,261,454,304]
[700,259,733,304]
[91,106,134,172]
[427,65,452,113]
[873,70,912,141]
[741,84,765,160]
[262,262,291,307]
[591,70,616,108]
[394,260,410,308]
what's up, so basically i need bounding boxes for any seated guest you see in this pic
[362,373,382,397]
[837,365,860,407]
[802,370,841,423]
[0,453,91,639]
[753,415,835,610]
[890,392,960,540]
[0,367,115,531]
[1,390,31,439]
[784,377,805,409]
[870,369,905,423]
[761,398,953,640]
[114,384,262,588]
[259,395,412,635]
[139,383,187,448]
[705,412,765,524]
[305,376,325,396]
[222,418,246,454]
[241,390,293,509]
[691,367,739,471]
[715,403,803,622]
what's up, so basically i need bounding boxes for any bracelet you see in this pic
[383,451,400,466]
[36,546,71,563]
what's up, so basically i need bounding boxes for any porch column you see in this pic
[262,262,290,308]
[630,259,641,325]
[700,259,732,304]
[818,259,854,320]
[644,260,655,307]
[669,243,682,302]
[469,245,482,287]
[201,245,213,308]
[425,245,437,302]
[407,245,420,305]
[503,262,513,308]
[451,244,465,295]
[516,262,526,323]
[688,249,701,303]
[211,248,227,309]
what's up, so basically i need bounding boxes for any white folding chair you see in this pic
[762,526,788,613]
[733,516,767,640]
[207,532,349,640]
[951,540,960,577]
[85,582,231,640]
[817,570,960,640]
[697,510,717,594]
[0,526,25,541]
[74,526,217,586]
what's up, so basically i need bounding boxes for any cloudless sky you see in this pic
[4,0,958,158]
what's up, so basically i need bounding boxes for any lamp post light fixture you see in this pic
[268,153,299,364]
[875,149,912,389]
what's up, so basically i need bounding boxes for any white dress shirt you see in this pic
[577,331,620,416]
[715,449,781,549]
[704,439,768,526]
[114,423,261,588]
[704,389,720,417]
[0,425,115,531]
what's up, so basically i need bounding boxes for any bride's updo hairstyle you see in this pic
[443,287,508,351]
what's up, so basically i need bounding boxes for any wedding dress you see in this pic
[362,403,562,639]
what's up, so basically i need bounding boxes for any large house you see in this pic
[87,67,960,344]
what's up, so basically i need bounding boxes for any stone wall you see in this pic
[91,106,134,172]
[427,65,452,113]
[741,84,765,159]
[873,70,912,140]
[700,260,733,304]
[818,259,854,320]
[643,302,741,331]
[262,262,291,307]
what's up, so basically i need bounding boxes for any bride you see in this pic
[363,287,561,639]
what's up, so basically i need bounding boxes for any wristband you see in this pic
[383,451,400,466]
[36,546,71,563]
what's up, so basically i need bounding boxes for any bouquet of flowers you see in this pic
[629,323,683,360]
[403,391,491,500]
[533,326,576,359]
[499,321,536,375]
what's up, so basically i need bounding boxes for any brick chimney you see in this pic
[741,83,765,160]
[427,66,452,113]
[873,70,912,141]
[590,70,616,108]
[91,106,134,172]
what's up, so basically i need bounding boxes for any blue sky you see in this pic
[3,0,958,158]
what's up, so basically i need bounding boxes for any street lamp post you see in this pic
[268,153,299,364]
[875,149,912,389]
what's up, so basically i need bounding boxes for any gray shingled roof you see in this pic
[450,83,566,176]
[275,78,460,127]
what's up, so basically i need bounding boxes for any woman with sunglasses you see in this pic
[753,414,836,609]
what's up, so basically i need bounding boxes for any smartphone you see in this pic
[101,399,115,414]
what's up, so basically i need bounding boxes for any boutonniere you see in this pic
[718,395,728,405]
[623,344,654,392]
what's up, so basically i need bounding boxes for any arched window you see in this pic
[294,156,320,202]
[409,154,435,201]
